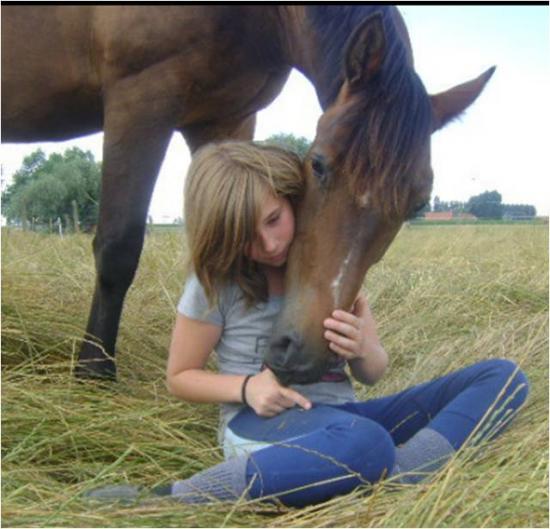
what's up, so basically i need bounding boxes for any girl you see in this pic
[89,141,528,507]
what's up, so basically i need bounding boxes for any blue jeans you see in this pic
[227,359,529,507]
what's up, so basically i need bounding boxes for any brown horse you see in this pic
[1,5,493,383]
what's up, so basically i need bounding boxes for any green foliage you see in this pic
[502,203,537,219]
[432,196,466,213]
[466,190,503,219]
[431,194,537,220]
[263,133,312,159]
[1,147,101,230]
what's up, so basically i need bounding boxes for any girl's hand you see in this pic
[244,369,312,417]
[323,294,388,385]
[323,295,379,361]
[324,295,372,360]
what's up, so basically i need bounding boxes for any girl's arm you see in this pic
[166,313,246,403]
[323,294,388,385]
[167,313,311,416]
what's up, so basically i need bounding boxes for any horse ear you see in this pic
[345,13,386,90]
[431,66,496,131]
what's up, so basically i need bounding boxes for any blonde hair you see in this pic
[184,141,304,308]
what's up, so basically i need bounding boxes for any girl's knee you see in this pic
[483,358,529,403]
[471,359,529,426]
[246,416,395,506]
[331,418,395,483]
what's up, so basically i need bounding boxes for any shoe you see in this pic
[84,484,143,503]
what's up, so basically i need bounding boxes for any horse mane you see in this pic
[307,5,433,216]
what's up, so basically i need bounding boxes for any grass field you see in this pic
[1,224,548,528]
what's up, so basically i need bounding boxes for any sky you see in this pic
[1,5,549,223]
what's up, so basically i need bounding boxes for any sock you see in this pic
[169,454,250,503]
[390,428,455,484]
[85,456,250,504]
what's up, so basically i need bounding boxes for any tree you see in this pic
[501,203,537,219]
[448,201,466,214]
[263,133,311,159]
[466,190,503,219]
[1,147,101,230]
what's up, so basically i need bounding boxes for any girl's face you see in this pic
[246,193,295,268]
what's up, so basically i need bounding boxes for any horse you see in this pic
[1,5,494,384]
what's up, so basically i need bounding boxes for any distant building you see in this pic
[424,211,453,221]
[424,212,476,221]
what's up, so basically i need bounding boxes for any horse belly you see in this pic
[91,6,288,130]
[1,6,101,142]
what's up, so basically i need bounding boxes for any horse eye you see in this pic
[310,155,327,183]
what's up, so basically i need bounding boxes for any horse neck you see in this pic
[276,5,333,107]
[275,7,315,78]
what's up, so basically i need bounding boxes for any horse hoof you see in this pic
[74,359,117,382]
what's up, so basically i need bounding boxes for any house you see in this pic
[424,211,477,221]
[424,211,454,221]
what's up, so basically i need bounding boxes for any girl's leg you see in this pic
[172,405,395,507]
[338,358,529,448]
[88,360,529,502]
[335,359,529,483]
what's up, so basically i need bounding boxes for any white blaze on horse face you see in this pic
[331,249,354,307]
[357,190,371,208]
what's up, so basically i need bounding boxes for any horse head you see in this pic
[266,11,495,384]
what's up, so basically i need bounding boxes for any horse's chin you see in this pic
[267,360,329,386]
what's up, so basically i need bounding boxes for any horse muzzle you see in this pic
[266,330,331,385]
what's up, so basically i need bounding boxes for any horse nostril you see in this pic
[266,331,330,385]
[277,335,291,351]
[270,331,302,363]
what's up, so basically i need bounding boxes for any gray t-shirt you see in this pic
[177,273,356,442]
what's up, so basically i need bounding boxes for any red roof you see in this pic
[424,211,454,220]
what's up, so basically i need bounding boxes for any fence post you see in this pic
[64,214,71,233]
[72,200,80,233]
[22,204,28,231]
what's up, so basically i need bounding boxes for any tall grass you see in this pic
[2,225,548,527]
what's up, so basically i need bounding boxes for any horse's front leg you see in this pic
[75,78,179,380]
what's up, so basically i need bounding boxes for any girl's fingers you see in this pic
[262,404,284,417]
[328,341,355,359]
[324,330,356,353]
[324,318,359,340]
[280,388,312,410]
[278,393,297,409]
[331,309,359,326]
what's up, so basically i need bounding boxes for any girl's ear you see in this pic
[431,66,496,131]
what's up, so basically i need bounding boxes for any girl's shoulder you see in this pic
[178,273,222,325]
[179,272,242,322]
